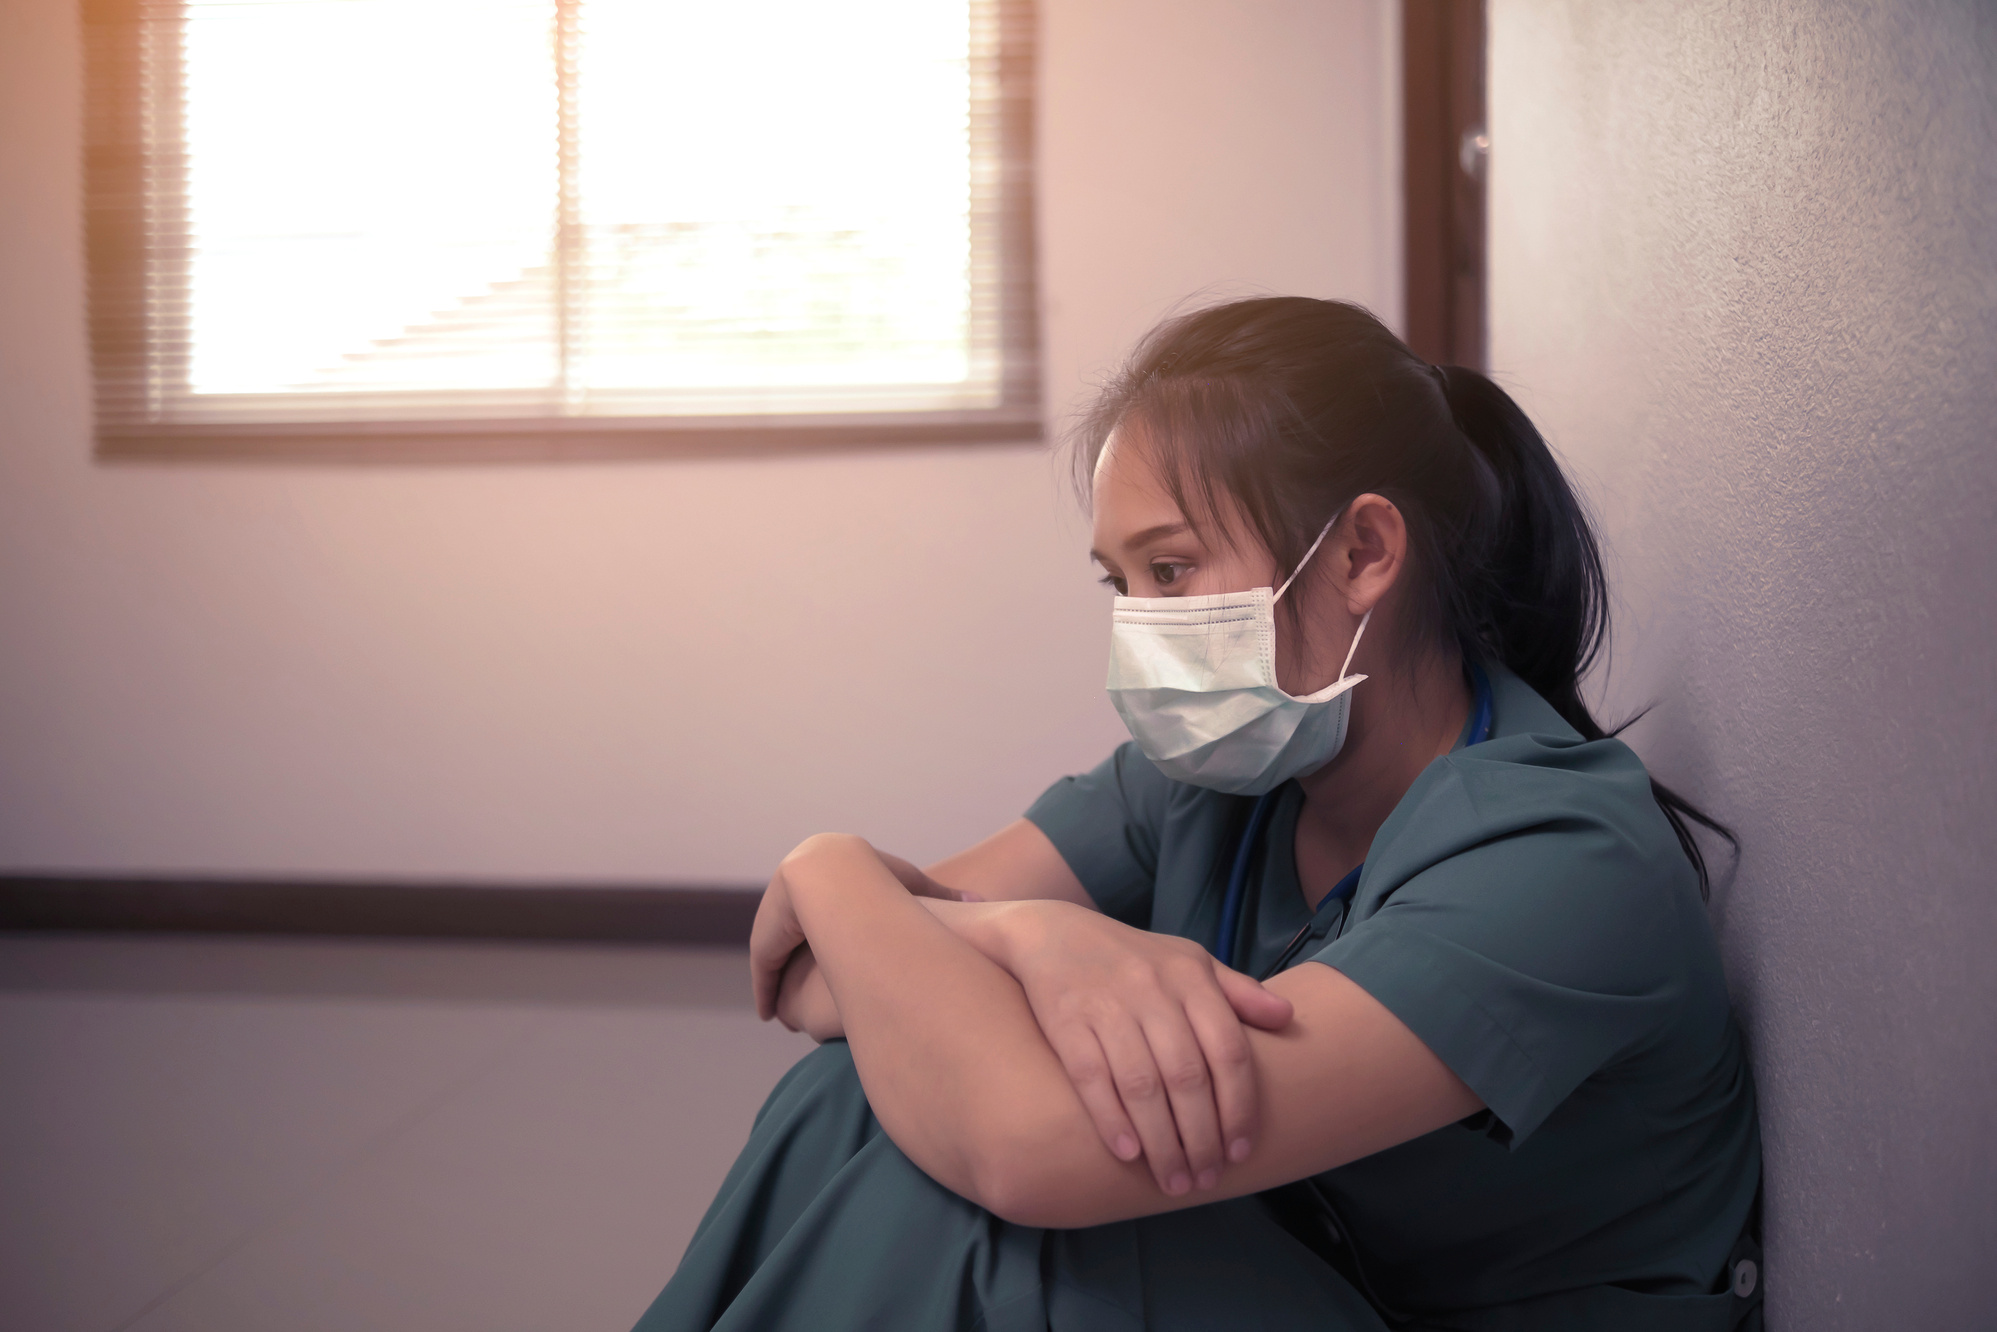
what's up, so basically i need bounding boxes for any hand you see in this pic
[750,848,816,1021]
[874,849,984,903]
[999,901,1294,1197]
[774,946,844,1041]
[755,840,976,1033]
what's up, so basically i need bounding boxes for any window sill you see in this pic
[94,408,1045,465]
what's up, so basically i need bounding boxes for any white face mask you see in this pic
[1105,517,1370,795]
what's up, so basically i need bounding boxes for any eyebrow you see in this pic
[1089,521,1192,565]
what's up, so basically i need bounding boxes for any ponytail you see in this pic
[1436,364,1737,898]
[1076,297,1737,899]
[1432,366,1607,731]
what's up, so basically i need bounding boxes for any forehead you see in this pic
[1091,424,1267,566]
[1092,429,1183,526]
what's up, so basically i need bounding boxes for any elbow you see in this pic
[878,1095,1101,1227]
[967,1147,1063,1229]
[961,1115,1108,1230]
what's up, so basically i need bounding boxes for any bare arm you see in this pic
[921,819,1095,906]
[759,834,1481,1229]
[772,818,1089,1037]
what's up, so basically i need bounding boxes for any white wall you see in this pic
[1490,3,1997,1327]
[0,0,1399,882]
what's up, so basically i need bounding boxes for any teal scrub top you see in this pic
[1024,663,1760,1327]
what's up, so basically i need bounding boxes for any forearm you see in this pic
[920,819,1096,907]
[774,947,843,1041]
[779,837,1478,1230]
[782,837,1144,1211]
[773,899,1042,1042]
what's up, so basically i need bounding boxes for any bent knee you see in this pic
[754,1040,876,1135]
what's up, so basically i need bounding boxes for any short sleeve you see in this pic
[1023,742,1175,925]
[1312,804,1696,1147]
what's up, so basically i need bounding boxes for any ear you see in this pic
[1334,494,1408,615]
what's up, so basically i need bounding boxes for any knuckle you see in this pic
[1176,965,1224,997]
[1163,1057,1210,1093]
[1079,994,1124,1024]
[1115,1068,1162,1101]
[1048,1003,1095,1034]
[1116,961,1161,991]
[1086,1095,1127,1124]
[1065,1054,1109,1085]
[1209,1037,1253,1070]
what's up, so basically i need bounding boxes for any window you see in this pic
[83,0,1039,460]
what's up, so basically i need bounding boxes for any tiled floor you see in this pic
[0,933,814,1332]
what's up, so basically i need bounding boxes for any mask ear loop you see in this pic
[1273,514,1340,603]
[1272,509,1372,683]
[1337,608,1372,682]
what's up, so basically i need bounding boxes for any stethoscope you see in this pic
[1215,662,1493,979]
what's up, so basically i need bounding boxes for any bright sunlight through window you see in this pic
[85,0,1037,453]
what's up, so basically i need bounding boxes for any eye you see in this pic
[1098,572,1128,595]
[1151,562,1188,588]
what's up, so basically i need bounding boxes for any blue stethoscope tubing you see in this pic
[1215,661,1494,976]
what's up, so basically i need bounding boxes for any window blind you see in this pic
[83,0,1039,459]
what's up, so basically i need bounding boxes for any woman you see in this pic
[633,298,1762,1331]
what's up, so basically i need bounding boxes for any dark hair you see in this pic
[1075,296,1735,897]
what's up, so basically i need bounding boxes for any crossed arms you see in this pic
[753,828,1480,1229]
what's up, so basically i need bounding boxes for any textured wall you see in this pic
[0,0,1398,882]
[1490,2,1997,1326]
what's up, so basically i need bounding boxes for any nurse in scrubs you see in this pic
[634,297,1763,1332]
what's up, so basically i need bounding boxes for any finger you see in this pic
[1044,1023,1142,1163]
[873,850,931,894]
[751,957,780,1021]
[748,885,804,1021]
[916,880,983,903]
[750,944,788,1021]
[875,850,983,902]
[1184,988,1260,1166]
[1094,1015,1194,1196]
[1215,964,1295,1030]
[748,928,791,1021]
[772,949,813,1030]
[912,882,983,903]
[1137,1010,1226,1191]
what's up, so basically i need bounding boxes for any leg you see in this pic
[634,1042,1047,1332]
[634,1042,1387,1332]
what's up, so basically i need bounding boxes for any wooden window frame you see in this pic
[81,0,1042,464]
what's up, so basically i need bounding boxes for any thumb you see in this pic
[880,851,983,902]
[1215,965,1294,1030]
[876,850,961,899]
